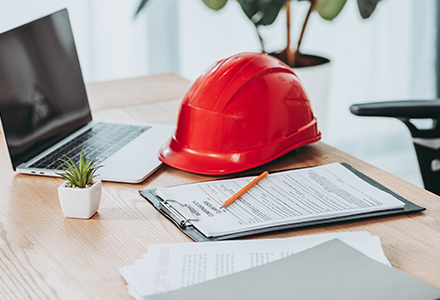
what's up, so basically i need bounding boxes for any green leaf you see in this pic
[238,0,285,26]
[202,0,228,10]
[56,146,103,188]
[316,0,347,21]
[135,0,150,17]
[357,0,380,19]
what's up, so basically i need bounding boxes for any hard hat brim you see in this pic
[159,121,321,175]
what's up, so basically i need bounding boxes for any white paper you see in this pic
[156,163,404,237]
[143,239,440,300]
[119,232,391,299]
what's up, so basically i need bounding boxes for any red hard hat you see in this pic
[159,52,321,175]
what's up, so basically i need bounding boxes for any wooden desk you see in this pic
[0,74,439,299]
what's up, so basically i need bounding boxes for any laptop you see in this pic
[0,9,174,183]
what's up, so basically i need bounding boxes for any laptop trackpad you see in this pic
[98,124,174,183]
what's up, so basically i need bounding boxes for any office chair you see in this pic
[350,99,440,196]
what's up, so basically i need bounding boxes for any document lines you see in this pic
[140,163,425,241]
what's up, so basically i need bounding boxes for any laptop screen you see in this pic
[0,9,92,169]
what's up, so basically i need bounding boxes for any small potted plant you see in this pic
[57,147,103,219]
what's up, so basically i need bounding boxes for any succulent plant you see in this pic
[56,147,103,188]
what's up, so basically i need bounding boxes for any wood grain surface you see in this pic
[0,73,438,299]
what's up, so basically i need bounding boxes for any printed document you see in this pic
[142,239,440,300]
[156,163,404,237]
[119,232,390,299]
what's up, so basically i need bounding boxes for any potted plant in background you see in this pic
[57,147,103,219]
[135,0,380,131]
[136,0,380,67]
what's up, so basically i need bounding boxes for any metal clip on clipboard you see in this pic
[159,199,199,228]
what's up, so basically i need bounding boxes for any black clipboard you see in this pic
[139,163,425,242]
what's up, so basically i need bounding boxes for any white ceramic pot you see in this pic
[293,60,331,136]
[58,179,102,219]
[270,52,331,137]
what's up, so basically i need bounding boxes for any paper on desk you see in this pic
[145,239,440,300]
[156,163,404,237]
[120,231,390,299]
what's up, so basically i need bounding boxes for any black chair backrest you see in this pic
[350,99,440,195]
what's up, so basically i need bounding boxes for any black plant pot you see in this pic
[270,52,330,68]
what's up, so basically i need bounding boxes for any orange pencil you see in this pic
[220,171,269,208]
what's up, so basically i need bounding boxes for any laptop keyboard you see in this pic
[29,123,151,170]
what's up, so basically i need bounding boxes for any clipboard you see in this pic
[139,163,425,242]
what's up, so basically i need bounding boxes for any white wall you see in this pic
[0,0,149,83]
[0,0,437,186]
